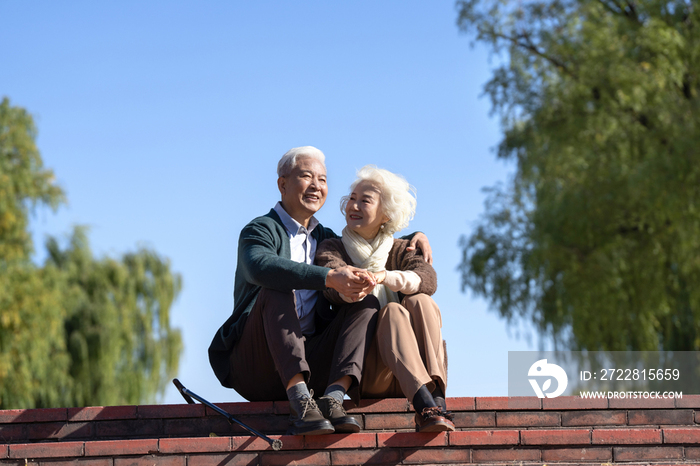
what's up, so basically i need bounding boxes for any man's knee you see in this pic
[340,295,380,334]
[360,294,381,311]
[344,294,381,317]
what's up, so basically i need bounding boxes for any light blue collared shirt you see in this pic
[273,202,320,335]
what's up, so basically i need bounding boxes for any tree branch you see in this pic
[486,28,577,79]
[624,1,639,21]
[597,0,642,23]
[597,0,623,16]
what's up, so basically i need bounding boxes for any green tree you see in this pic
[0,97,70,407]
[0,98,64,261]
[0,97,182,408]
[457,1,700,351]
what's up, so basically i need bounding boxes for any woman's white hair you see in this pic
[341,165,417,236]
[277,146,326,177]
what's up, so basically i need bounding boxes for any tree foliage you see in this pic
[0,97,182,408]
[0,98,64,262]
[457,1,700,351]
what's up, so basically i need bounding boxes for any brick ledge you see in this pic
[2,396,700,465]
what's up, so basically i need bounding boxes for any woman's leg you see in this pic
[375,302,434,401]
[360,333,403,399]
[400,293,447,396]
[375,296,453,432]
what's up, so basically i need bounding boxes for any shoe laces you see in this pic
[324,396,347,414]
[297,393,319,419]
[419,405,454,421]
[418,406,443,420]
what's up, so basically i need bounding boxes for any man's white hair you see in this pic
[341,165,417,236]
[277,146,326,177]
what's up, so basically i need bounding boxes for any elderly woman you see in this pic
[315,165,453,433]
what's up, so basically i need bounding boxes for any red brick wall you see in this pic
[1,396,699,465]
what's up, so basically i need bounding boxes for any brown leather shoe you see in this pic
[288,394,335,435]
[317,395,361,433]
[415,407,456,433]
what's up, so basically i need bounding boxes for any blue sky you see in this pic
[3,1,546,405]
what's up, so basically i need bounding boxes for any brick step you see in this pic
[5,432,700,465]
[1,396,700,465]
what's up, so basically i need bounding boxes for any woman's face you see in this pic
[345,180,390,241]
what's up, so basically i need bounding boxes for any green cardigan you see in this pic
[208,209,338,386]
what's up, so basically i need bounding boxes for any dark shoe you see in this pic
[288,394,335,435]
[415,406,455,433]
[432,397,454,422]
[317,395,361,433]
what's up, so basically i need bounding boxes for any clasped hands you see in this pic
[325,266,385,302]
[324,232,432,302]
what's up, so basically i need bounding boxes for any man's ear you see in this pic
[277,176,286,195]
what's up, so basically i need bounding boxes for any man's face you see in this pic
[278,156,328,223]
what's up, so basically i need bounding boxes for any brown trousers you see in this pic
[361,294,446,401]
[226,288,379,402]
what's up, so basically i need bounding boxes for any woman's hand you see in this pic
[373,270,387,284]
[353,269,376,285]
[406,232,433,265]
[345,271,385,303]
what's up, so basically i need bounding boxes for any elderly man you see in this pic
[209,146,431,435]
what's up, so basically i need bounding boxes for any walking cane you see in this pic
[172,378,283,451]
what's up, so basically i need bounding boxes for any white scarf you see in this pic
[341,226,399,308]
